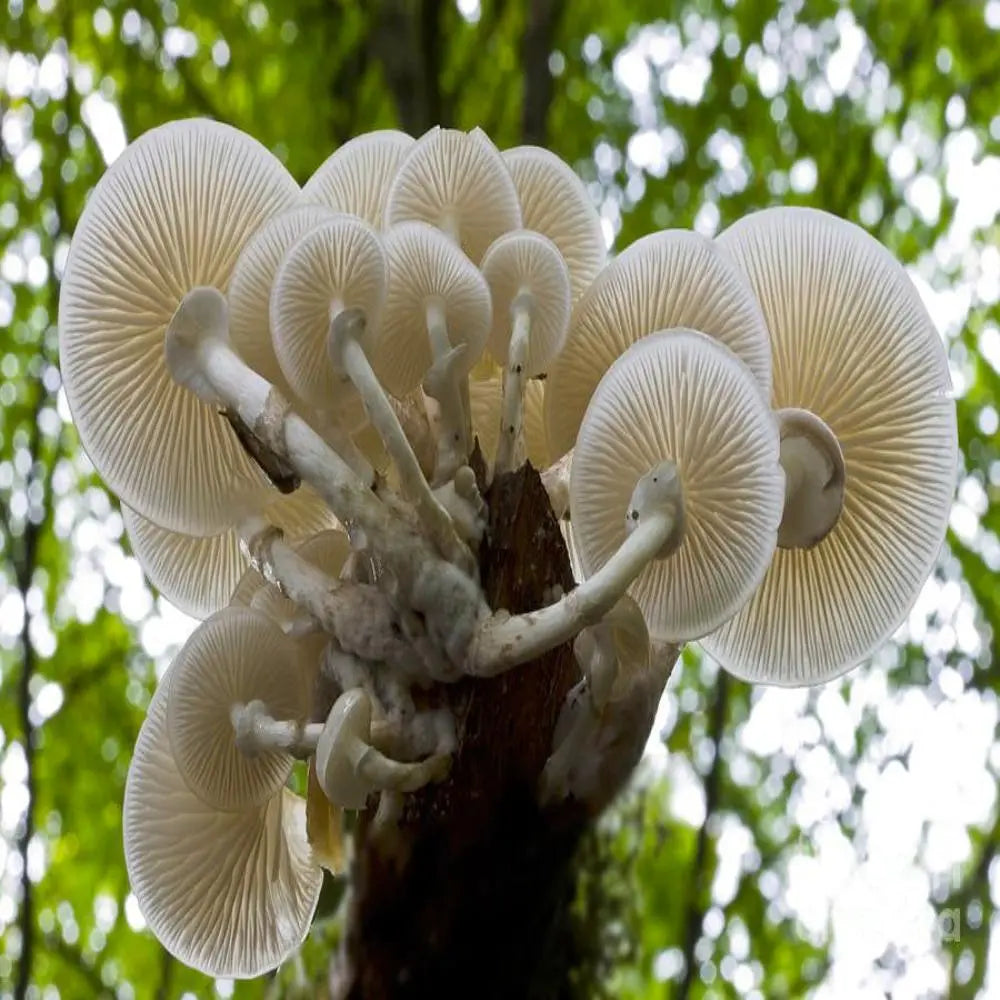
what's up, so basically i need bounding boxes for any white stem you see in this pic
[468,510,676,676]
[494,300,531,475]
[331,312,474,576]
[231,700,322,758]
[424,299,469,482]
[540,450,572,519]
[347,738,450,793]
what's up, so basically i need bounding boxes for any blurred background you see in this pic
[0,0,997,997]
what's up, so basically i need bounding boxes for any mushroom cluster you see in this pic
[58,118,957,977]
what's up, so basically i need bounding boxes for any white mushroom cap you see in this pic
[315,687,376,810]
[373,221,491,397]
[384,126,522,263]
[270,214,387,409]
[124,675,321,978]
[167,606,312,810]
[121,484,337,619]
[228,204,337,397]
[502,144,606,301]
[469,373,550,467]
[701,207,958,684]
[544,229,773,459]
[481,229,571,375]
[301,129,415,227]
[59,117,298,534]
[570,329,784,642]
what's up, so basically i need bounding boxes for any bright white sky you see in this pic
[1,5,999,998]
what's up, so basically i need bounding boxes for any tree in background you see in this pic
[0,0,997,997]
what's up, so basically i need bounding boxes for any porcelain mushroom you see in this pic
[502,144,606,302]
[59,117,299,534]
[480,229,571,474]
[701,207,958,685]
[166,605,313,811]
[123,674,322,978]
[385,126,521,263]
[544,229,772,460]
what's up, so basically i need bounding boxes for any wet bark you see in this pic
[339,457,591,999]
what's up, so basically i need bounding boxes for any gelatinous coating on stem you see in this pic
[701,207,958,685]
[502,144,606,303]
[166,605,311,810]
[545,229,773,459]
[385,126,522,263]
[122,484,337,620]
[124,675,321,978]
[270,214,387,408]
[302,129,415,227]
[59,117,298,535]
[571,329,783,642]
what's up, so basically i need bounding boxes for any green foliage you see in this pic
[2,0,998,996]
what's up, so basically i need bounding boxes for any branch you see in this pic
[676,673,729,1000]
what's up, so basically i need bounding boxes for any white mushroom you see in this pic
[701,207,958,684]
[123,675,321,978]
[59,117,298,534]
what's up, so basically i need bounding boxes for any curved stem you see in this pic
[469,510,677,676]
[424,299,469,482]
[349,739,450,793]
[231,701,323,758]
[494,300,531,476]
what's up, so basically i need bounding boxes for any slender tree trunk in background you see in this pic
[337,460,591,999]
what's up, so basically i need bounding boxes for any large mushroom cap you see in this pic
[228,204,337,396]
[384,126,522,263]
[571,329,784,642]
[167,606,312,810]
[124,676,321,978]
[701,207,958,685]
[481,229,571,375]
[545,229,773,459]
[122,484,337,619]
[301,129,415,227]
[59,117,299,534]
[270,214,387,409]
[502,144,606,302]
[373,221,491,397]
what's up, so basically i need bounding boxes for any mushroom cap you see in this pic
[544,229,773,459]
[373,221,491,397]
[124,675,321,978]
[270,214,387,409]
[469,373,550,468]
[481,229,571,375]
[570,329,784,642]
[228,204,338,396]
[701,207,958,685]
[122,484,338,619]
[502,144,606,302]
[315,688,376,810]
[301,129,415,227]
[166,606,312,810]
[384,126,522,263]
[59,117,298,534]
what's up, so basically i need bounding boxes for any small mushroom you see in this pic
[59,117,298,534]
[121,484,337,619]
[480,230,571,473]
[701,207,958,684]
[315,688,450,810]
[301,129,415,227]
[123,675,321,978]
[502,144,606,302]
[544,229,772,460]
[384,126,521,263]
[166,605,313,810]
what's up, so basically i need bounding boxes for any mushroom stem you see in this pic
[349,740,450,794]
[776,407,846,550]
[468,461,683,675]
[423,299,470,483]
[166,288,487,672]
[540,450,572,519]
[231,700,322,759]
[494,293,532,475]
[328,309,475,576]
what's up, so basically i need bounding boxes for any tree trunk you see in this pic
[337,457,593,998]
